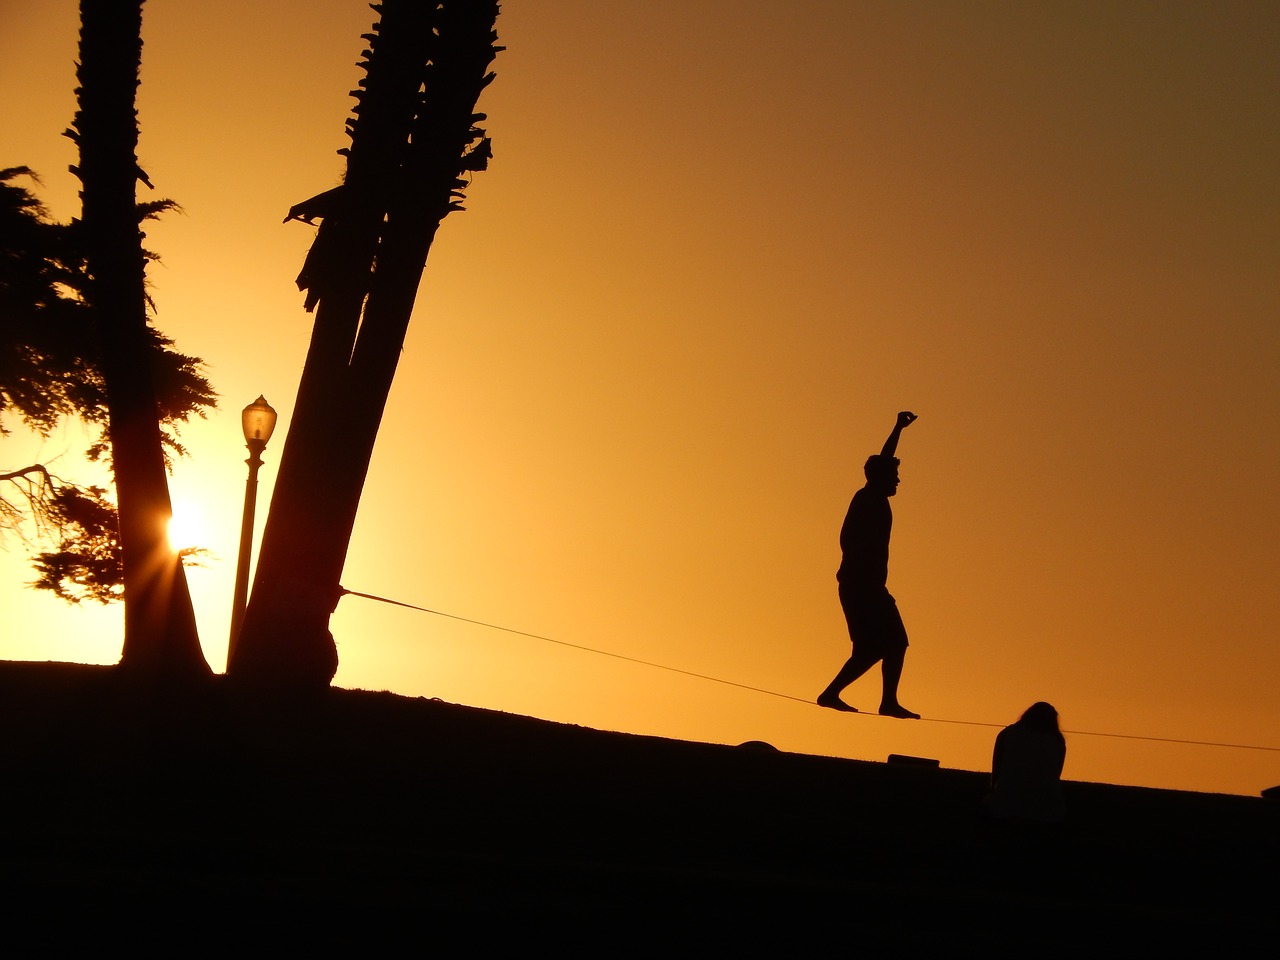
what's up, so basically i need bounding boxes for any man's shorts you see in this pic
[839,584,909,659]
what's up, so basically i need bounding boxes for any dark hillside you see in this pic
[0,661,1273,953]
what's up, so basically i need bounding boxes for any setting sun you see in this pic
[167,500,209,556]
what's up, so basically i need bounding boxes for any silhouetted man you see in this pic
[818,411,920,718]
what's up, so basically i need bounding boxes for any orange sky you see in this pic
[3,1,1277,796]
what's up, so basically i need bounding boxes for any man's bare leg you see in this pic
[818,649,879,712]
[877,649,919,719]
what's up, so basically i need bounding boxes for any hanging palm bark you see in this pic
[230,0,501,688]
[67,0,208,679]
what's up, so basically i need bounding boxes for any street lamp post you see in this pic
[227,395,277,671]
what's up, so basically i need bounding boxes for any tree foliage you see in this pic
[26,482,122,603]
[0,162,215,602]
[1,463,116,602]
[0,166,214,456]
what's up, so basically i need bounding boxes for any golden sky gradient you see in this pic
[3,1,1277,796]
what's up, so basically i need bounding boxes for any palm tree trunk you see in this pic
[71,0,208,680]
[230,0,500,688]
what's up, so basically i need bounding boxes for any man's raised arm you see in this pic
[880,411,918,458]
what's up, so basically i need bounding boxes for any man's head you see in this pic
[864,454,901,496]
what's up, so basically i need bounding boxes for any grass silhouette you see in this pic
[0,660,1273,952]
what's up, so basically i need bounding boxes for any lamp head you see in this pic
[241,395,278,447]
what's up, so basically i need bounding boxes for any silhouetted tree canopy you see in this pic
[0,165,215,602]
[26,482,122,603]
[1,166,214,454]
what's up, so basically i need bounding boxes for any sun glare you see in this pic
[167,500,207,555]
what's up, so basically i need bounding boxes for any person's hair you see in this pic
[864,454,900,480]
[1019,701,1061,733]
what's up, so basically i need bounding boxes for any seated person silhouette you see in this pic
[818,411,919,718]
[983,701,1067,823]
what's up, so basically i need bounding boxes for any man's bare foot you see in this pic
[879,703,920,719]
[817,693,859,713]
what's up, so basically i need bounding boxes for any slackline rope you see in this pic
[339,587,1280,755]
[340,588,806,705]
